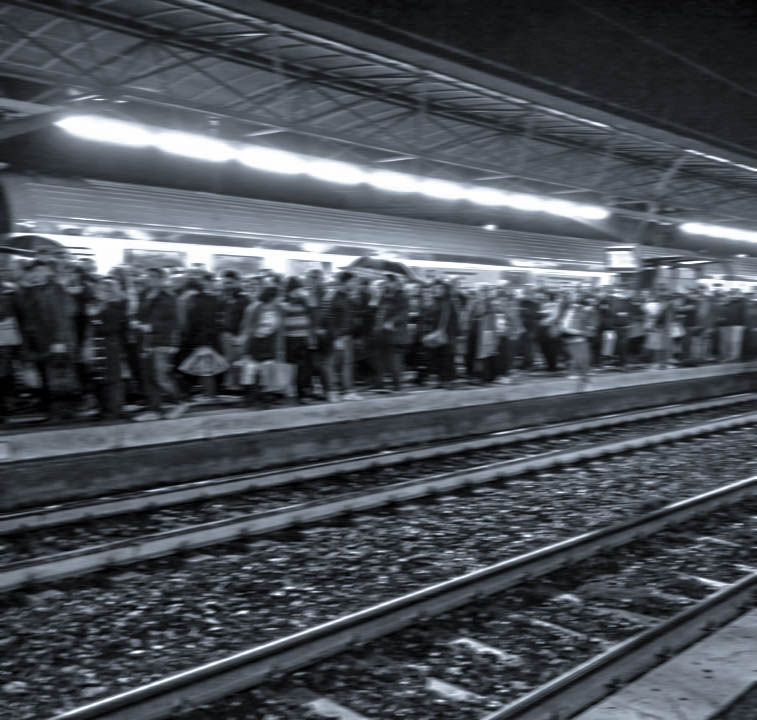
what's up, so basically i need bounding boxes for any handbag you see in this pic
[178,346,230,377]
[422,301,451,348]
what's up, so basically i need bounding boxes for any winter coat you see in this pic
[329,288,355,337]
[560,303,596,339]
[181,291,221,351]
[281,294,315,343]
[723,297,747,326]
[607,296,633,329]
[468,298,498,359]
[373,288,409,345]
[241,300,284,362]
[519,297,540,333]
[138,290,178,347]
[90,300,128,384]
[424,297,458,347]
[220,290,249,336]
[20,281,76,358]
[0,291,22,377]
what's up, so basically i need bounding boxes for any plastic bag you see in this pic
[601,330,617,357]
[178,346,230,377]
[422,329,447,348]
[238,357,258,386]
[645,331,664,351]
[259,360,295,397]
[20,363,42,389]
[0,317,21,346]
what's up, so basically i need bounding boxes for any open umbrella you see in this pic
[0,234,64,257]
[342,256,423,283]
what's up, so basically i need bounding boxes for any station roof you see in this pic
[1,0,757,229]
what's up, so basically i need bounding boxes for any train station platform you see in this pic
[575,608,757,720]
[1,361,755,511]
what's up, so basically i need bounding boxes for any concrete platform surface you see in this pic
[574,608,757,720]
[1,362,754,465]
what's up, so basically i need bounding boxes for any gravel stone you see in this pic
[1,429,756,718]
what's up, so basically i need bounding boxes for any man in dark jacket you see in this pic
[371,274,408,392]
[328,270,360,399]
[518,286,540,370]
[721,289,747,362]
[135,267,182,420]
[219,270,249,392]
[607,289,633,368]
[175,274,222,402]
[305,268,334,401]
[20,260,78,419]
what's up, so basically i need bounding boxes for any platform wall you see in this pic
[1,365,755,511]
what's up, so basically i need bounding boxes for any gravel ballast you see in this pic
[1,428,756,718]
[3,402,756,564]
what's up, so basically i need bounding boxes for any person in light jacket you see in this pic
[240,285,285,407]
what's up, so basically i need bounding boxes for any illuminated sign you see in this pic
[605,245,639,271]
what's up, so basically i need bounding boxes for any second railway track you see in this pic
[3,421,757,717]
[50,476,757,720]
[2,397,757,589]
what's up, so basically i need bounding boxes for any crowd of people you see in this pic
[1,248,757,425]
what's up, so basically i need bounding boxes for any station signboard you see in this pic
[604,245,640,271]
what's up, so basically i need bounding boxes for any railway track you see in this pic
[4,421,757,718]
[2,397,757,591]
[52,477,757,720]
[3,393,754,537]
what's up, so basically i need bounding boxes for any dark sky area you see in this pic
[280,0,757,153]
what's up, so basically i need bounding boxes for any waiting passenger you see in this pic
[371,273,408,393]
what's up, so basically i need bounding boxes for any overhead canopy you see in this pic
[1,0,757,231]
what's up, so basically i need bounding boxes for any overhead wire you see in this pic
[565,0,757,102]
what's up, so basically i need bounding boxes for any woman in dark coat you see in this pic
[424,280,458,387]
[87,277,128,420]
[240,285,284,407]
[175,276,222,399]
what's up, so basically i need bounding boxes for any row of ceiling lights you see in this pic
[54,115,753,243]
[55,115,607,220]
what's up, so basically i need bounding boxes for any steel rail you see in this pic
[481,574,757,720]
[2,393,753,535]
[5,409,757,592]
[51,474,757,720]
